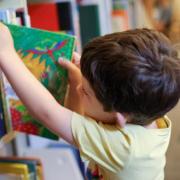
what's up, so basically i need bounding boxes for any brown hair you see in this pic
[80,28,180,125]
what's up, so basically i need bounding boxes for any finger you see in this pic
[58,58,70,68]
[58,57,76,71]
[73,52,81,61]
[72,52,81,67]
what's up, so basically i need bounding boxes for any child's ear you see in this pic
[115,112,127,127]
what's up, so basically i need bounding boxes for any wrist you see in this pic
[69,83,80,92]
[69,76,82,89]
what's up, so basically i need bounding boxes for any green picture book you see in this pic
[0,24,75,140]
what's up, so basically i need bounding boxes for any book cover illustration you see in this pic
[1,24,75,140]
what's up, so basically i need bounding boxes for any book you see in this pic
[0,24,75,140]
[56,1,73,32]
[28,1,74,33]
[27,1,81,52]
[79,4,101,47]
[0,159,37,180]
[0,157,44,180]
[111,0,130,32]
[78,0,112,35]
[28,3,60,31]
[0,6,30,27]
[0,9,11,23]
[0,163,30,180]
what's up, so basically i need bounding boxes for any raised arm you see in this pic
[0,23,74,144]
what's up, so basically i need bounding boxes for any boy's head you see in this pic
[80,28,180,126]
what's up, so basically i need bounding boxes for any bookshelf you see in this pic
[0,0,27,10]
[0,0,30,27]
[0,0,31,157]
[0,1,84,179]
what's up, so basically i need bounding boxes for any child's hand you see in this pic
[58,52,82,88]
[0,23,15,58]
[71,51,81,68]
[58,52,83,114]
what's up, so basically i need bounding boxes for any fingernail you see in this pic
[58,57,63,62]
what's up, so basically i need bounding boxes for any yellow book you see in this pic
[0,163,30,180]
[36,165,44,180]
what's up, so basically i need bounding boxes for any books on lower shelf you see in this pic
[24,148,83,180]
[0,156,44,180]
[0,23,75,142]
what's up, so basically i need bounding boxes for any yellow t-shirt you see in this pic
[71,113,171,180]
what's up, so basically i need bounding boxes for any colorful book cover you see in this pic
[1,24,75,140]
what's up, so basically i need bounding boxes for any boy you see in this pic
[0,23,180,180]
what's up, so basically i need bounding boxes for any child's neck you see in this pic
[144,121,158,129]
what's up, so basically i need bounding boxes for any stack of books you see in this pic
[0,156,44,180]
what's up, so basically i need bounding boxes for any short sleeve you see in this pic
[71,112,131,172]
